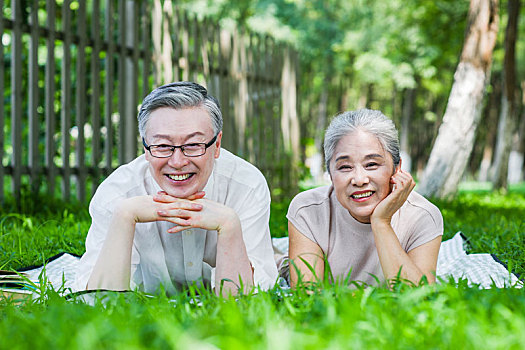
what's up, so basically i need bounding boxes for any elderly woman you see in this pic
[287,109,443,287]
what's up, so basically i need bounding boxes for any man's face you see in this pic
[330,129,398,223]
[144,107,221,198]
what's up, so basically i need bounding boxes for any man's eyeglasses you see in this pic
[142,134,218,158]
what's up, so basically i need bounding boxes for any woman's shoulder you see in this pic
[403,191,443,229]
[288,185,333,213]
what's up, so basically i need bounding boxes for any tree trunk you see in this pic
[311,86,329,181]
[508,81,525,183]
[417,0,499,198]
[400,88,415,172]
[477,74,500,181]
[281,47,300,178]
[489,0,520,190]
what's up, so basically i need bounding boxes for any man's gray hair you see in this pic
[137,81,223,137]
[323,109,400,174]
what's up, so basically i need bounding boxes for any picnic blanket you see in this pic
[273,232,522,288]
[5,232,522,297]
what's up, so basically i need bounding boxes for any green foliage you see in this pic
[434,189,525,277]
[1,188,525,348]
[0,193,89,270]
[1,281,525,348]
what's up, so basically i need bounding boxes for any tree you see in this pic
[489,0,521,190]
[418,0,499,198]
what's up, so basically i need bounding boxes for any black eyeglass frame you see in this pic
[142,134,218,158]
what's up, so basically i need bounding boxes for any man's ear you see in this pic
[214,131,223,158]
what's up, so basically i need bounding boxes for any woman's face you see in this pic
[330,129,399,223]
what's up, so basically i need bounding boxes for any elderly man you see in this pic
[74,82,278,296]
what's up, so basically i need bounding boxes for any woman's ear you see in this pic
[395,158,402,173]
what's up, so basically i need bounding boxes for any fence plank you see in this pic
[172,7,180,81]
[254,34,263,167]
[152,0,162,86]
[162,1,174,84]
[61,0,72,200]
[245,34,255,164]
[131,0,140,158]
[218,28,232,151]
[0,0,5,203]
[91,0,102,195]
[191,14,199,82]
[119,0,139,163]
[181,11,190,81]
[262,36,274,183]
[45,0,56,197]
[28,0,39,195]
[11,0,23,204]
[141,1,151,101]
[76,0,87,201]
[201,18,215,81]
[104,0,115,173]
[118,0,126,165]
[1,2,298,204]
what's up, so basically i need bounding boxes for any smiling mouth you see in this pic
[351,191,374,199]
[166,173,193,181]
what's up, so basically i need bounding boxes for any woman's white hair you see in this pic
[323,109,400,174]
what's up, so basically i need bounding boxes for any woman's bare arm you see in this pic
[288,221,325,288]
[371,169,441,285]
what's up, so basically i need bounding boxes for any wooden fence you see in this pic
[0,0,300,205]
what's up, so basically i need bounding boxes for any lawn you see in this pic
[1,184,524,349]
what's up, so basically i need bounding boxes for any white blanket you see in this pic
[14,232,523,296]
[272,232,523,289]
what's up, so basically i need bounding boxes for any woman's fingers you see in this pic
[391,170,415,193]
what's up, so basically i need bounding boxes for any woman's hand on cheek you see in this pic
[371,169,415,225]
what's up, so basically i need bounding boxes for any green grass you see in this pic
[1,185,525,349]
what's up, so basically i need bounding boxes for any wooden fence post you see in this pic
[28,0,39,196]
[104,0,115,175]
[11,0,23,204]
[76,0,87,202]
[0,1,299,205]
[0,0,4,203]
[60,0,72,200]
[45,0,56,198]
[219,28,233,151]
[91,0,102,196]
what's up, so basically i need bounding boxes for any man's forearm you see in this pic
[86,212,136,290]
[215,218,254,296]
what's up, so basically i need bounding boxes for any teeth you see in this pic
[168,174,191,181]
[352,191,373,199]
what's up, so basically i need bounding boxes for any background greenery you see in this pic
[1,186,524,349]
[1,1,525,348]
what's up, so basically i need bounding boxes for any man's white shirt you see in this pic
[73,149,278,294]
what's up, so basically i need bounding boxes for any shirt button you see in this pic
[187,262,193,267]
[185,230,192,235]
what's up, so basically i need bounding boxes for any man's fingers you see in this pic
[153,192,177,203]
[154,197,203,211]
[157,208,199,218]
[185,191,206,200]
[167,219,193,233]
[153,191,206,202]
